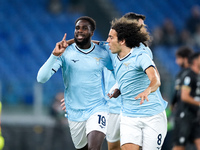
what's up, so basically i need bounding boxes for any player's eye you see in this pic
[75,26,80,30]
[83,27,88,30]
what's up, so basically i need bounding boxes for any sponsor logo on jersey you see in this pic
[71,59,79,63]
[184,76,191,85]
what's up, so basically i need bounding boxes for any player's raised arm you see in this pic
[37,34,68,83]
[53,33,68,56]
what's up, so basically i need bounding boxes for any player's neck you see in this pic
[118,47,132,59]
[76,42,91,49]
[191,64,200,74]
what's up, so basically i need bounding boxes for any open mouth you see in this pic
[76,34,84,40]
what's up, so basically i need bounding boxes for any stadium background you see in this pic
[0,0,200,149]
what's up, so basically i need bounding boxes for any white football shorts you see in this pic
[68,111,108,149]
[106,113,121,142]
[120,111,167,150]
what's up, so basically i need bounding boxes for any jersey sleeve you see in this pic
[136,52,156,72]
[182,75,194,89]
[99,41,109,49]
[146,47,153,60]
[99,41,116,62]
[139,43,153,59]
[104,50,114,71]
[37,54,62,83]
[99,41,111,54]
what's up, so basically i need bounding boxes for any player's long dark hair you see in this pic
[111,17,150,48]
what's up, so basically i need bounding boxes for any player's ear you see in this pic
[90,31,94,36]
[120,39,126,46]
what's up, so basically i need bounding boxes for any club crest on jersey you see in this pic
[94,57,102,65]
[123,62,130,70]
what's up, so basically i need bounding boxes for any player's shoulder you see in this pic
[186,69,196,79]
[139,43,153,57]
[183,68,193,76]
[134,47,150,58]
[180,68,191,77]
[61,44,77,57]
[93,43,110,56]
[64,43,76,51]
[182,69,196,84]
[94,42,106,50]
[95,41,110,52]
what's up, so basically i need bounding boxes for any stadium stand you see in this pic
[1,0,200,149]
[0,0,102,105]
[0,0,199,105]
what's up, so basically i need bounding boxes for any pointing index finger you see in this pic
[62,33,67,41]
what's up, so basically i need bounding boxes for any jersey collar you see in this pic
[75,42,95,54]
[117,48,133,61]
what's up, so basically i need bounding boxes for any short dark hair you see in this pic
[188,52,200,65]
[123,12,146,21]
[75,16,96,31]
[176,46,194,58]
[111,18,150,48]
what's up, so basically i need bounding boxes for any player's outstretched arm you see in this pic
[66,38,74,45]
[92,40,100,45]
[135,66,160,104]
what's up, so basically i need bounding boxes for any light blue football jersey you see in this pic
[99,42,154,114]
[112,47,167,117]
[103,67,121,114]
[37,42,113,121]
[99,41,121,114]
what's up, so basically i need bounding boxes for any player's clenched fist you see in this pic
[53,33,68,56]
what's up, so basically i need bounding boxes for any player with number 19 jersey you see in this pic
[37,42,113,121]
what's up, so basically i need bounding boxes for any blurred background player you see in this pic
[168,46,194,150]
[49,92,69,150]
[0,102,4,150]
[171,46,194,111]
[172,52,200,150]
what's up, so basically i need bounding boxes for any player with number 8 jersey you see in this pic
[106,17,168,150]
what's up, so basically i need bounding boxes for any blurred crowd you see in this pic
[150,5,200,49]
[47,0,200,51]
